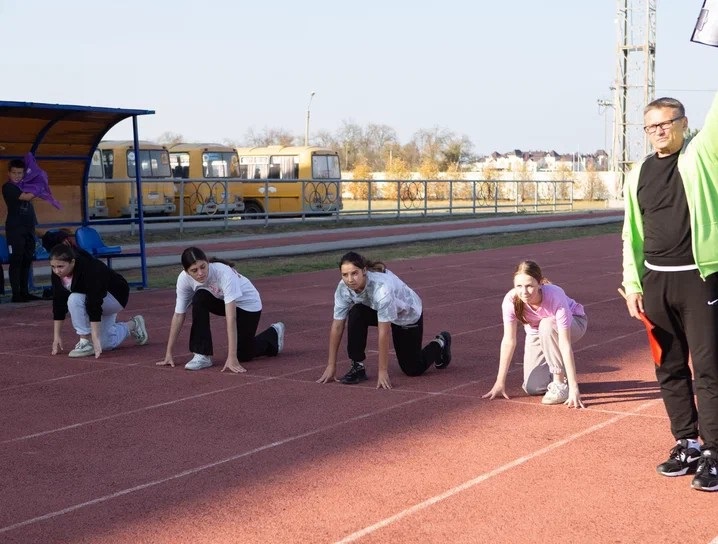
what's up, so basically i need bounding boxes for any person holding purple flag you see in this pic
[19,153,61,210]
[2,158,41,302]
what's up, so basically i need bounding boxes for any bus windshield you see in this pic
[202,152,238,178]
[88,150,104,179]
[127,149,172,178]
[312,155,341,179]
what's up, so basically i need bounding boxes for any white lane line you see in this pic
[334,399,660,543]
[0,395,429,535]
[0,365,325,445]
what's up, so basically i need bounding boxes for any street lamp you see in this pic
[597,98,615,169]
[304,91,316,146]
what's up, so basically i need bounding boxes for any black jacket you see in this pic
[52,251,129,322]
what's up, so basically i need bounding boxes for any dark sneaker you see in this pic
[656,439,702,477]
[692,449,718,491]
[435,331,452,369]
[340,362,368,384]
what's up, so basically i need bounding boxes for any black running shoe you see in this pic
[435,331,452,369]
[656,439,701,477]
[340,362,368,384]
[691,449,718,491]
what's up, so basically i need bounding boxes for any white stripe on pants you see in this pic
[67,292,130,351]
[522,314,588,395]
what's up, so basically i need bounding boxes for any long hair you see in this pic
[512,260,550,324]
[339,251,386,273]
[180,246,234,271]
[49,243,76,264]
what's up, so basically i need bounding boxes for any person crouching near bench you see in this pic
[49,244,148,358]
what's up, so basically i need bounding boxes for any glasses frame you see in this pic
[643,115,685,134]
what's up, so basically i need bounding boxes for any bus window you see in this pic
[172,153,189,178]
[102,150,114,178]
[202,152,236,178]
[269,155,299,179]
[312,155,341,179]
[127,149,172,178]
[267,164,281,179]
[88,149,104,179]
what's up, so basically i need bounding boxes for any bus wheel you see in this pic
[243,202,264,217]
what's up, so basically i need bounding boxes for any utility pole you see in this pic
[612,0,656,194]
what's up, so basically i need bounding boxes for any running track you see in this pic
[1,233,715,543]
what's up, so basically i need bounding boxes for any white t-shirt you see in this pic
[333,269,422,327]
[174,262,262,313]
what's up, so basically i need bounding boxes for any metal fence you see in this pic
[85,178,575,233]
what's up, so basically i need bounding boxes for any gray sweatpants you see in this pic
[522,315,588,395]
[68,292,130,351]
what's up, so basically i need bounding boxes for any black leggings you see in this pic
[189,290,278,362]
[643,268,718,449]
[346,304,441,376]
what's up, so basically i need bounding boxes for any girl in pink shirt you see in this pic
[483,260,588,408]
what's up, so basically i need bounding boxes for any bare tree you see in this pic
[337,120,365,170]
[156,131,184,146]
[440,135,474,171]
[243,127,297,147]
[364,124,398,170]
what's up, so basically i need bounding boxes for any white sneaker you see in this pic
[541,381,569,405]
[130,315,149,345]
[272,322,285,354]
[184,353,213,371]
[69,338,94,358]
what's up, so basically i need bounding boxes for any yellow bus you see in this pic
[93,141,176,218]
[86,149,109,218]
[235,145,341,214]
[168,143,244,215]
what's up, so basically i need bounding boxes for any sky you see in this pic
[2,0,717,156]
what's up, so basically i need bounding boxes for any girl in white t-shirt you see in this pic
[317,251,452,389]
[483,260,588,408]
[156,247,284,372]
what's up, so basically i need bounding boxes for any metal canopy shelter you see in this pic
[0,100,155,287]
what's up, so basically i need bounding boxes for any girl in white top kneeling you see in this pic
[317,251,452,389]
[157,246,284,372]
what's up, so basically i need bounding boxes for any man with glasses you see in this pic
[622,94,718,492]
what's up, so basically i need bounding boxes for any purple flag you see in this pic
[19,152,61,209]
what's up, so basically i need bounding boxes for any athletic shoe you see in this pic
[184,353,213,371]
[272,322,285,354]
[541,381,569,405]
[691,449,718,491]
[656,439,702,477]
[130,315,149,345]
[435,331,452,369]
[340,361,368,384]
[69,338,94,358]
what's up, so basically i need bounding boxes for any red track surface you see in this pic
[1,232,715,543]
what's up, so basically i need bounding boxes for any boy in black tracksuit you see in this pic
[2,159,40,302]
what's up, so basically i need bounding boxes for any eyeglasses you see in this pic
[643,115,684,134]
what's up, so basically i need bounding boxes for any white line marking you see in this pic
[0,395,428,535]
[0,365,325,444]
[334,399,660,544]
